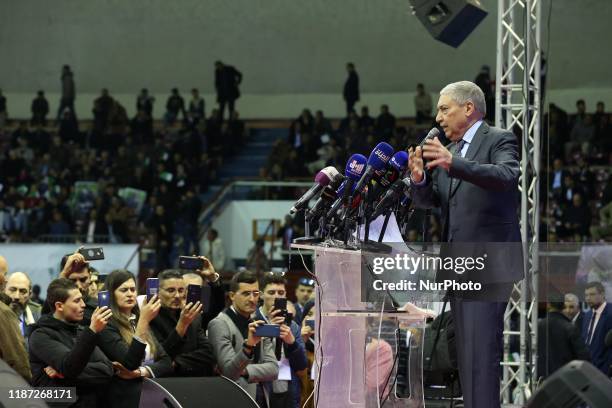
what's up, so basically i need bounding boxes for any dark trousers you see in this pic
[450,283,513,408]
[345,99,356,115]
[219,99,235,120]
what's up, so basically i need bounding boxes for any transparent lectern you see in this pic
[292,243,427,408]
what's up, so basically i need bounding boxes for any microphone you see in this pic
[290,166,339,214]
[326,154,367,219]
[352,142,395,199]
[369,150,409,202]
[418,127,441,147]
[305,172,345,222]
[370,177,411,219]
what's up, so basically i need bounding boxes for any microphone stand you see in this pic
[361,180,392,254]
[292,208,323,245]
[377,210,393,243]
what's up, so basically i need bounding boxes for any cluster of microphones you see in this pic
[289,128,440,247]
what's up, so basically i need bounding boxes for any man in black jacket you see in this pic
[343,62,360,115]
[149,270,216,376]
[29,278,113,407]
[537,300,590,379]
[215,61,242,120]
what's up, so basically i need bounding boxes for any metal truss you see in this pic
[495,0,542,406]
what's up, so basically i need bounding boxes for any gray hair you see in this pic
[440,81,486,116]
[564,293,579,304]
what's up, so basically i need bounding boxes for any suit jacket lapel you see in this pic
[449,121,490,197]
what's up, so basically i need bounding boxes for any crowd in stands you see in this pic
[0,65,247,270]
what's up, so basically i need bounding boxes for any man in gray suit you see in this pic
[208,271,279,406]
[409,81,522,408]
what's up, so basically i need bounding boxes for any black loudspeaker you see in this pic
[527,360,612,408]
[0,360,48,408]
[409,0,488,48]
[138,376,259,408]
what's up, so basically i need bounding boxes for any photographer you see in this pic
[149,270,216,376]
[97,269,172,408]
[255,273,307,408]
[59,251,97,327]
[29,278,113,407]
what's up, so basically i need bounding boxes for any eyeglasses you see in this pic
[298,278,315,287]
[239,290,260,298]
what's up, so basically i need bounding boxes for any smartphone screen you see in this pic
[186,284,203,306]
[146,278,159,301]
[98,291,110,307]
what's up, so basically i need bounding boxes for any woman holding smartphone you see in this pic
[97,269,172,408]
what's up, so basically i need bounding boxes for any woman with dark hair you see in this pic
[97,269,172,408]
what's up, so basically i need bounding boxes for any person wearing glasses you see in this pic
[208,271,278,406]
[294,278,315,325]
[255,273,307,408]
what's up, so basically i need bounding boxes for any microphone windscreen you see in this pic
[345,154,367,180]
[367,142,394,170]
[389,151,409,172]
[314,166,339,185]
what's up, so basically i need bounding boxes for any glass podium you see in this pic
[292,243,427,407]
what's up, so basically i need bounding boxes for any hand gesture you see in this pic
[44,366,64,379]
[269,308,285,326]
[194,255,219,282]
[246,320,265,347]
[89,306,113,333]
[176,301,203,337]
[140,295,161,324]
[301,325,313,343]
[279,324,295,345]
[407,146,425,183]
[422,137,453,172]
[60,249,87,278]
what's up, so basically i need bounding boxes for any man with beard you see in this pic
[60,251,97,327]
[149,269,216,377]
[4,271,42,342]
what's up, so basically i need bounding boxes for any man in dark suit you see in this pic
[215,60,242,120]
[409,80,522,408]
[537,301,590,379]
[563,292,584,329]
[581,281,612,374]
[4,272,42,343]
[343,62,360,115]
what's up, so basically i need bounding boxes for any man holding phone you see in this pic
[255,273,308,408]
[29,278,114,407]
[59,250,98,327]
[149,270,216,376]
[208,271,278,405]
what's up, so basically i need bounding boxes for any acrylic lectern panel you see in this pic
[292,244,426,408]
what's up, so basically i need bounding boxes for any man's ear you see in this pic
[228,291,235,303]
[55,301,64,314]
[465,101,476,117]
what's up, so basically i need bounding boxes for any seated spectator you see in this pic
[28,278,113,407]
[0,256,32,382]
[537,300,590,380]
[165,88,186,125]
[4,272,41,342]
[560,193,591,240]
[207,271,279,405]
[149,269,216,377]
[59,251,98,327]
[255,273,308,408]
[591,190,612,241]
[31,90,50,126]
[313,110,332,137]
[359,106,375,131]
[97,269,173,408]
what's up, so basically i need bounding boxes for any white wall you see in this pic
[0,244,139,296]
[206,201,293,260]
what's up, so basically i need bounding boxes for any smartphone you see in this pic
[146,278,159,301]
[285,312,293,326]
[98,291,110,308]
[254,324,281,338]
[274,298,287,311]
[79,247,105,261]
[305,319,315,330]
[186,284,202,306]
[178,256,206,270]
[201,284,211,312]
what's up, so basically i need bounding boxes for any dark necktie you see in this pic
[450,139,465,192]
[586,310,598,344]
